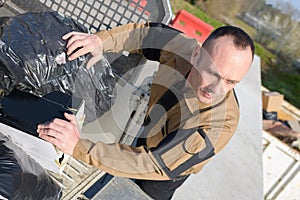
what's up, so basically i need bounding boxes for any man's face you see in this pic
[188,36,253,104]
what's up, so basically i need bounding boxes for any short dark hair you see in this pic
[203,26,255,59]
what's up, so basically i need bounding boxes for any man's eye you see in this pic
[226,80,237,85]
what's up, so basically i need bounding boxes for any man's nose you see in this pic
[208,79,225,95]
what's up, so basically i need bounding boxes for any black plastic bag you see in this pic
[0,11,115,122]
[0,133,61,199]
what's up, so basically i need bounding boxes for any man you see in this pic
[38,22,254,199]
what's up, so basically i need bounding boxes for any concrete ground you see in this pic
[173,55,264,200]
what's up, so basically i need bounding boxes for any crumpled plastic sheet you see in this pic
[0,11,115,122]
[0,132,61,200]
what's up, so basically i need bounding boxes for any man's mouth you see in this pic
[200,89,214,99]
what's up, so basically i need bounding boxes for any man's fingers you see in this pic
[37,115,80,155]
[62,32,103,68]
[62,32,74,40]
[64,112,77,126]
[65,34,88,49]
[37,123,63,136]
[52,118,74,131]
[39,133,60,146]
[42,121,69,134]
[66,39,84,56]
[68,47,90,61]
[38,118,71,132]
[62,31,87,41]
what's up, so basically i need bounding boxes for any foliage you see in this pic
[170,0,223,28]
[254,43,276,69]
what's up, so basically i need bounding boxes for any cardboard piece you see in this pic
[262,91,284,112]
[277,109,295,121]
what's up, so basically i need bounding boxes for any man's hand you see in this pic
[62,32,103,68]
[37,112,80,155]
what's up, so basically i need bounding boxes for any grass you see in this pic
[170,0,224,28]
[262,69,300,108]
[254,43,276,69]
[229,17,257,38]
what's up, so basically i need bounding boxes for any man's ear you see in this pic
[190,45,201,66]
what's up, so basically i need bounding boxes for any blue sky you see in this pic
[284,0,300,10]
[266,0,300,20]
[267,0,300,10]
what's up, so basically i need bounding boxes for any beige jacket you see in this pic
[73,23,240,180]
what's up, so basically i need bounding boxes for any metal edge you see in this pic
[3,1,25,14]
[162,0,173,24]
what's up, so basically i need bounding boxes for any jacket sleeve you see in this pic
[72,126,231,180]
[95,22,182,62]
[72,138,170,180]
[95,23,148,54]
[72,129,210,180]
